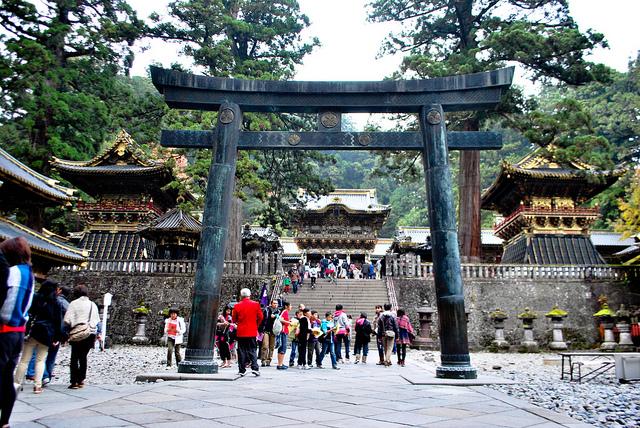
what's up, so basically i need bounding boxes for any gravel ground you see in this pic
[40,345,638,428]
[418,350,640,428]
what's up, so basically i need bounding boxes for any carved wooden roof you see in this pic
[0,147,76,206]
[0,216,87,265]
[481,147,621,215]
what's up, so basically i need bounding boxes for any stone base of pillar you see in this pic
[600,342,617,351]
[131,336,149,344]
[178,348,218,374]
[436,365,477,379]
[615,344,635,352]
[491,339,510,351]
[548,341,568,350]
[411,338,437,350]
[519,341,539,353]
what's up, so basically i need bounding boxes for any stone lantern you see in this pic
[545,305,568,350]
[593,296,616,351]
[615,304,635,352]
[132,302,150,344]
[517,308,539,352]
[412,300,436,350]
[488,308,510,351]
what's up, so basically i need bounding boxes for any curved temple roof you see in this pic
[139,207,202,236]
[0,217,87,265]
[51,130,168,176]
[0,147,75,204]
[150,66,515,113]
[300,189,390,214]
[481,147,622,214]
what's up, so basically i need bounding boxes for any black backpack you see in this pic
[383,314,395,332]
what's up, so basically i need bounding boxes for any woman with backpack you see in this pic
[14,280,64,394]
[396,309,414,367]
[63,284,100,389]
[0,237,35,427]
[353,312,372,364]
[377,303,398,366]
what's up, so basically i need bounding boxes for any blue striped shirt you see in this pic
[0,264,35,328]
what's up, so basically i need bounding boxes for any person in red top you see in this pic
[231,288,263,376]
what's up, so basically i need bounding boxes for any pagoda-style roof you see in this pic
[79,231,149,260]
[481,147,621,215]
[0,147,76,207]
[0,216,87,266]
[502,234,605,265]
[51,130,174,203]
[138,208,202,238]
[300,189,390,214]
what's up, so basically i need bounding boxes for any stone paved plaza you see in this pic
[11,356,593,428]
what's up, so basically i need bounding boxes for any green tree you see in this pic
[151,0,333,230]
[0,0,146,230]
[617,170,640,238]
[368,0,610,261]
[0,0,146,172]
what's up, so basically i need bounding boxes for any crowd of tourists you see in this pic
[282,256,382,293]
[0,237,103,428]
[218,287,414,376]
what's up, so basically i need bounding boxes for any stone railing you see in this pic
[385,276,399,311]
[57,255,282,276]
[386,254,639,280]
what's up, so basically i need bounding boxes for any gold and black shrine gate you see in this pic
[151,66,514,379]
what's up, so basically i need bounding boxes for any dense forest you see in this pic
[0,1,638,240]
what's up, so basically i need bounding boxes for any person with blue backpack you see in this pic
[0,237,35,427]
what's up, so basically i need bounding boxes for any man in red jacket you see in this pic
[232,288,264,376]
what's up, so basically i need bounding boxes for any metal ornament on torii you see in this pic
[151,66,514,379]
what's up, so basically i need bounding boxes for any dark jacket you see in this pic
[0,252,9,308]
[28,287,64,346]
[260,306,280,334]
[355,318,372,343]
[377,311,398,339]
[297,316,310,341]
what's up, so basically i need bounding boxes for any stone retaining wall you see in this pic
[50,271,271,343]
[393,278,640,350]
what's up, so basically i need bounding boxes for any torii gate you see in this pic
[151,66,514,379]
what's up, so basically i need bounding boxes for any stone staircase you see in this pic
[285,278,390,318]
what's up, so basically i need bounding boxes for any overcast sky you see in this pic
[129,0,639,82]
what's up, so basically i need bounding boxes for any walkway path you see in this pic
[11,357,592,428]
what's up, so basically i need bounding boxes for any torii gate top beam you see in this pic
[150,66,514,114]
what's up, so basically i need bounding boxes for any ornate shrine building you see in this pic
[293,189,390,263]
[0,147,87,277]
[138,207,202,259]
[481,147,621,265]
[51,130,182,259]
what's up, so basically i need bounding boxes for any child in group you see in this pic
[318,312,340,370]
[309,264,318,289]
[288,310,301,367]
[353,312,372,364]
[283,275,291,294]
[308,310,322,367]
[325,264,335,280]
[396,308,414,367]
[164,308,186,367]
